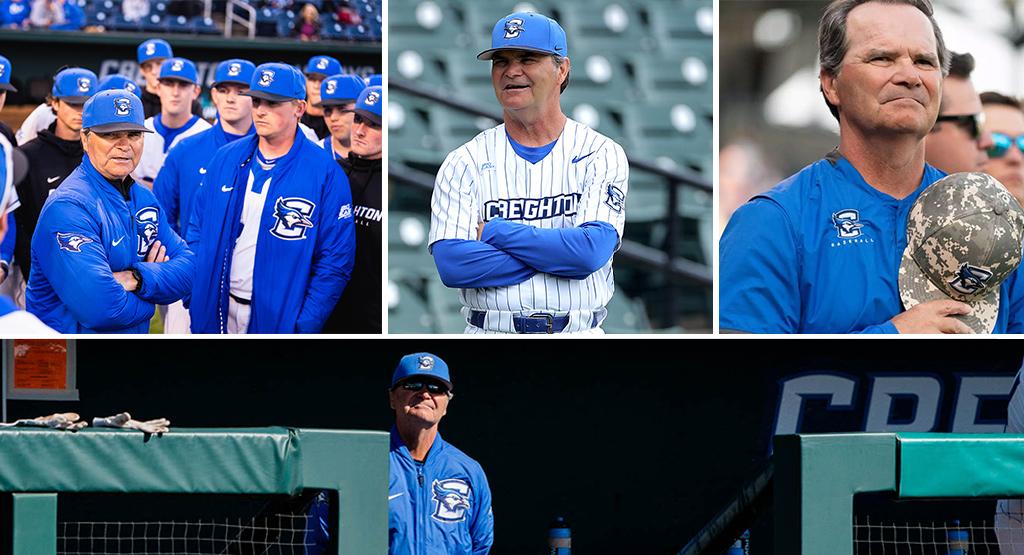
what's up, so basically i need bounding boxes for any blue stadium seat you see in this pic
[140,13,163,31]
[191,15,218,34]
[108,13,142,31]
[648,0,713,52]
[152,1,167,14]
[321,20,345,39]
[273,9,296,36]
[165,14,190,31]
[388,273,436,333]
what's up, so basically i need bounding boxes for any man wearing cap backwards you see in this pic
[315,73,365,161]
[186,62,355,334]
[132,57,211,189]
[323,85,382,333]
[26,89,195,333]
[302,55,341,140]
[14,67,96,301]
[136,38,201,119]
[719,0,1024,334]
[428,12,629,334]
[388,353,494,554]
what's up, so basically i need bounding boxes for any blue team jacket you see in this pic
[186,128,355,334]
[26,155,194,333]
[154,121,254,235]
[720,154,1024,333]
[389,428,494,555]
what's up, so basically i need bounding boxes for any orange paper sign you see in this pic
[12,340,68,390]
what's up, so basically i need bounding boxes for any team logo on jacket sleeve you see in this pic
[431,479,471,523]
[135,207,159,256]
[949,262,993,295]
[56,232,94,253]
[831,209,864,238]
[271,197,316,240]
[605,184,625,213]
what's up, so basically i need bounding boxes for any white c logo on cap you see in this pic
[171,60,184,72]
[365,91,380,106]
[316,58,328,70]
[114,97,131,116]
[504,18,525,39]
[78,77,91,93]
[145,43,156,55]
[259,70,274,87]
[228,63,241,76]
[325,80,336,95]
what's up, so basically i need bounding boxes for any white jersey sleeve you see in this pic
[572,140,629,238]
[15,103,56,145]
[428,147,479,248]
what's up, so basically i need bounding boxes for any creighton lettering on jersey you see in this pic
[428,119,629,333]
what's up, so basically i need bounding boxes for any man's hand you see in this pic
[477,221,485,241]
[891,299,975,334]
[112,241,170,291]
[144,240,169,263]
[112,270,138,291]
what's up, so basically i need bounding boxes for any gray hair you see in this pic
[818,0,950,120]
[553,55,569,93]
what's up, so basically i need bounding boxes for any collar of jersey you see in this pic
[831,154,935,205]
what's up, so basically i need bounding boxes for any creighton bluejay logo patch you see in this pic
[325,79,337,95]
[431,479,471,523]
[135,207,159,256]
[171,59,184,72]
[56,232,93,253]
[504,18,524,39]
[316,57,329,70]
[949,262,993,295]
[832,209,863,239]
[144,42,156,56]
[418,355,434,370]
[228,63,242,76]
[77,77,91,93]
[258,70,275,87]
[605,184,625,213]
[271,197,316,240]
[114,97,132,117]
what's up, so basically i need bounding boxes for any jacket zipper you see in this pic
[417,466,425,555]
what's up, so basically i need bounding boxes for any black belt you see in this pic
[229,293,251,306]
[468,310,599,334]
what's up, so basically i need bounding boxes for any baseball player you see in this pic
[132,57,211,189]
[316,73,366,161]
[186,62,355,334]
[388,353,494,554]
[26,89,195,333]
[302,55,341,140]
[719,0,1024,334]
[136,38,201,119]
[97,74,142,98]
[428,12,629,334]
[14,67,96,298]
[153,58,255,334]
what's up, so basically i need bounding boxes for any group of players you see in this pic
[0,38,382,333]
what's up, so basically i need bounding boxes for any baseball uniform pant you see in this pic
[162,300,191,334]
[227,296,251,334]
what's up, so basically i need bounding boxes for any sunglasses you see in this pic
[935,113,984,140]
[397,380,450,395]
[988,132,1024,159]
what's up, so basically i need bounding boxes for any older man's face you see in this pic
[925,77,992,174]
[821,2,942,139]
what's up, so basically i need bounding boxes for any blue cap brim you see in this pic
[0,83,16,93]
[212,78,250,87]
[477,45,562,60]
[241,90,300,102]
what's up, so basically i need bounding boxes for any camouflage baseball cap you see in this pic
[898,172,1024,333]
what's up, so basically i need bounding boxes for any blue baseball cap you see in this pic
[477,12,567,60]
[97,75,141,99]
[368,74,382,87]
[82,89,152,133]
[213,59,255,87]
[137,38,173,64]
[391,353,452,390]
[354,85,382,126]
[319,74,366,106]
[243,63,306,102]
[159,57,198,85]
[0,55,15,93]
[304,55,341,78]
[51,68,97,103]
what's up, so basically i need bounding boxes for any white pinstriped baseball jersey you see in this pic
[428,118,629,333]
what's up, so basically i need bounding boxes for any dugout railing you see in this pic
[0,426,388,554]
[774,433,1024,555]
[389,76,714,324]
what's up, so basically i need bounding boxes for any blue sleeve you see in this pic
[719,198,802,333]
[295,164,355,333]
[851,321,899,334]
[481,218,618,279]
[470,467,494,554]
[32,198,155,330]
[131,202,195,305]
[1,211,15,262]
[432,239,536,288]
[1000,264,1024,334]
[153,149,182,235]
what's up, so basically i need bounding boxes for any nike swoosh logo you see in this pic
[388,493,404,501]
[199,168,207,174]
[572,152,596,164]
[112,236,125,247]
[221,185,234,192]
[46,176,60,184]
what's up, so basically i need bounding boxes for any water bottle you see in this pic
[947,520,969,555]
[548,516,570,555]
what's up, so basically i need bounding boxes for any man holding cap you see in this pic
[0,55,17,146]
[14,67,96,292]
[133,57,210,189]
[26,89,195,333]
[302,55,341,140]
[186,62,355,334]
[428,12,629,334]
[316,73,365,161]
[324,85,381,333]
[388,352,494,554]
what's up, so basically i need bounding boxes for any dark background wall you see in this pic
[8,340,1024,554]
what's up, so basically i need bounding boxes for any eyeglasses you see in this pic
[396,380,450,396]
[988,132,1024,159]
[934,113,984,140]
